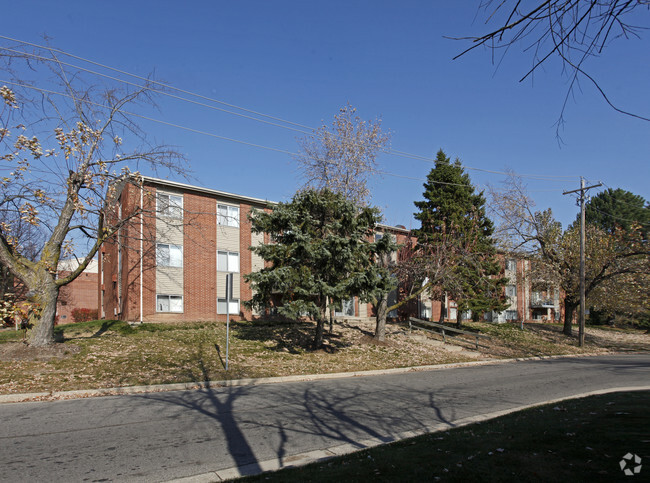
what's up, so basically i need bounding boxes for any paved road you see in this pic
[1,354,648,482]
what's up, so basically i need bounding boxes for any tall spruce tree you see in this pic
[413,150,506,327]
[584,188,650,238]
[245,189,393,349]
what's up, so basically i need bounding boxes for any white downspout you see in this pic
[140,183,143,323]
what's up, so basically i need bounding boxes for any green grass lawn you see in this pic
[240,391,649,482]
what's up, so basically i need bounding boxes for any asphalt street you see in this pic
[1,354,648,482]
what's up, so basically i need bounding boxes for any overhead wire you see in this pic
[588,206,650,226]
[0,36,581,182]
[0,79,437,186]
[0,79,576,195]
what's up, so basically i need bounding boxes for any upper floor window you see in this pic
[157,244,183,267]
[506,259,517,271]
[505,285,517,298]
[217,250,240,272]
[158,193,183,219]
[218,204,239,227]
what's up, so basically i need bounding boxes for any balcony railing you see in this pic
[530,297,555,308]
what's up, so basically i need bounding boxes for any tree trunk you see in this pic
[455,306,462,329]
[329,300,334,334]
[28,281,60,347]
[374,293,388,341]
[313,302,327,349]
[563,300,577,336]
[439,293,446,323]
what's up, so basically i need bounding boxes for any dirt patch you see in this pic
[358,334,393,347]
[0,342,81,361]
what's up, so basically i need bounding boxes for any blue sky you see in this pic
[2,1,649,229]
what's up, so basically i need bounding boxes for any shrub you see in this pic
[71,308,98,323]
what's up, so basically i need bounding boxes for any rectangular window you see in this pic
[506,259,517,271]
[217,204,239,227]
[505,310,518,320]
[157,193,183,219]
[217,250,239,272]
[217,298,239,314]
[156,244,183,267]
[505,285,517,298]
[156,295,183,312]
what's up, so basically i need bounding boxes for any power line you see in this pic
[598,181,650,208]
[0,79,436,186]
[0,35,313,131]
[0,46,315,136]
[589,205,650,226]
[0,79,577,195]
[1,36,580,182]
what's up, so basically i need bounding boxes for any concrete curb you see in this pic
[166,385,650,482]
[0,351,615,404]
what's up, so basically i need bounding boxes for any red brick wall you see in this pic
[183,191,217,321]
[239,203,253,320]
[57,270,99,323]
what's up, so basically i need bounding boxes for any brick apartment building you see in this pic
[99,176,560,324]
[57,259,99,324]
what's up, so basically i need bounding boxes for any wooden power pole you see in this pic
[563,177,602,347]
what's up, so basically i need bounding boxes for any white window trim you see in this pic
[217,298,240,315]
[217,204,240,228]
[157,193,183,219]
[156,294,184,313]
[217,250,240,272]
[156,243,183,268]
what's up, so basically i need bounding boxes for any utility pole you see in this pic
[563,177,602,347]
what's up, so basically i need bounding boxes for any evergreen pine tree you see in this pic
[413,150,506,327]
[245,189,393,348]
[584,188,650,238]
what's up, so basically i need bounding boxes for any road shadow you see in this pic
[138,355,263,475]
[134,366,468,478]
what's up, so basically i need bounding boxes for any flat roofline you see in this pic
[376,223,410,234]
[141,176,275,207]
[141,176,410,233]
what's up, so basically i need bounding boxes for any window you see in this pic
[156,244,183,267]
[217,204,239,227]
[375,233,396,243]
[505,310,518,320]
[506,259,517,271]
[158,193,183,219]
[505,285,517,298]
[217,250,239,272]
[157,295,183,312]
[217,298,239,314]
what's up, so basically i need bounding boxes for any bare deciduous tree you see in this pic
[296,104,390,207]
[0,45,185,347]
[490,174,649,336]
[454,1,650,132]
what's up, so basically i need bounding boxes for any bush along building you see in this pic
[98,177,561,325]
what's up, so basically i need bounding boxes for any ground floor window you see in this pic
[334,298,355,317]
[217,298,239,315]
[157,295,183,313]
[505,310,518,320]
